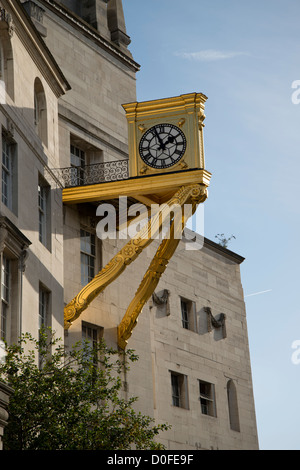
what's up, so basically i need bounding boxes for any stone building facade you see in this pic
[0,0,259,450]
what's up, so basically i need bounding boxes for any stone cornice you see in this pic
[3,0,71,97]
[37,0,141,72]
[0,215,32,251]
[204,237,245,264]
[183,229,245,264]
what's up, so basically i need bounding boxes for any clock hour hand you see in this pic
[163,134,177,146]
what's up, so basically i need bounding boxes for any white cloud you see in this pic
[175,49,248,61]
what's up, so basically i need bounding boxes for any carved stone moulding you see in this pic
[0,4,15,37]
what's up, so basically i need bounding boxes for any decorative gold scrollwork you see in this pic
[117,192,203,349]
[64,183,208,347]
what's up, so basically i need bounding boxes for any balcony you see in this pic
[54,160,129,188]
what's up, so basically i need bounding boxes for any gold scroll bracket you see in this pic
[64,183,208,348]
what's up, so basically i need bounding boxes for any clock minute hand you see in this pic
[154,129,165,150]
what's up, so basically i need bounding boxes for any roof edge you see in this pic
[183,228,245,264]
[11,0,71,95]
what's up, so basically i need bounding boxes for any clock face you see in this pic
[139,123,187,169]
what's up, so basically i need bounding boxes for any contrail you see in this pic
[245,289,272,298]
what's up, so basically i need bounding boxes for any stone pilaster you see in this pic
[0,382,13,451]
[107,0,131,50]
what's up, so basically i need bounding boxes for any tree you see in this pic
[0,328,169,450]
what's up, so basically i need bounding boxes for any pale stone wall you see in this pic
[0,0,65,344]
[37,1,259,449]
[63,229,259,449]
[3,0,259,450]
[40,2,137,170]
[146,237,258,450]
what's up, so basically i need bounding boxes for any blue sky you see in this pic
[123,0,300,450]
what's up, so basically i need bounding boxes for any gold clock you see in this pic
[139,123,187,169]
[122,93,207,178]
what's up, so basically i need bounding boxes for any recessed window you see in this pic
[71,144,85,167]
[199,380,217,417]
[82,322,103,349]
[227,379,240,432]
[70,144,85,186]
[80,229,95,285]
[38,176,51,249]
[170,371,189,409]
[82,322,103,370]
[69,137,104,187]
[38,184,46,243]
[181,298,196,332]
[0,255,10,341]
[34,77,48,146]
[38,284,51,368]
[39,286,50,329]
[0,33,14,100]
[2,133,16,212]
[0,218,31,344]
[0,40,4,82]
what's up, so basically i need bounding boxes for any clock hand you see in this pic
[161,135,176,147]
[166,131,183,144]
[154,129,165,150]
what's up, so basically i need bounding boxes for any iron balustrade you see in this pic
[54,160,129,188]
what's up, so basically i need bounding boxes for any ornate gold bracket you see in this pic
[117,187,205,349]
[64,183,208,347]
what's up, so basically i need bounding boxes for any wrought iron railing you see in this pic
[53,160,129,188]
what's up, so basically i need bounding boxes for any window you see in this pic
[0,33,14,100]
[38,184,46,244]
[0,255,10,341]
[38,285,50,368]
[2,133,15,211]
[0,217,31,344]
[82,323,103,351]
[199,380,217,417]
[70,144,85,186]
[34,78,47,146]
[82,322,103,370]
[227,380,240,432]
[34,92,39,128]
[181,298,196,332]
[80,229,95,285]
[70,137,104,187]
[38,176,51,249]
[170,372,189,409]
[39,286,49,329]
[0,40,4,82]
[71,144,85,168]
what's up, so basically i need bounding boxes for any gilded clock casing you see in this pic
[122,93,207,178]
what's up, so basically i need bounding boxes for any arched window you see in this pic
[227,379,240,432]
[0,40,4,81]
[0,26,14,101]
[34,78,48,146]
